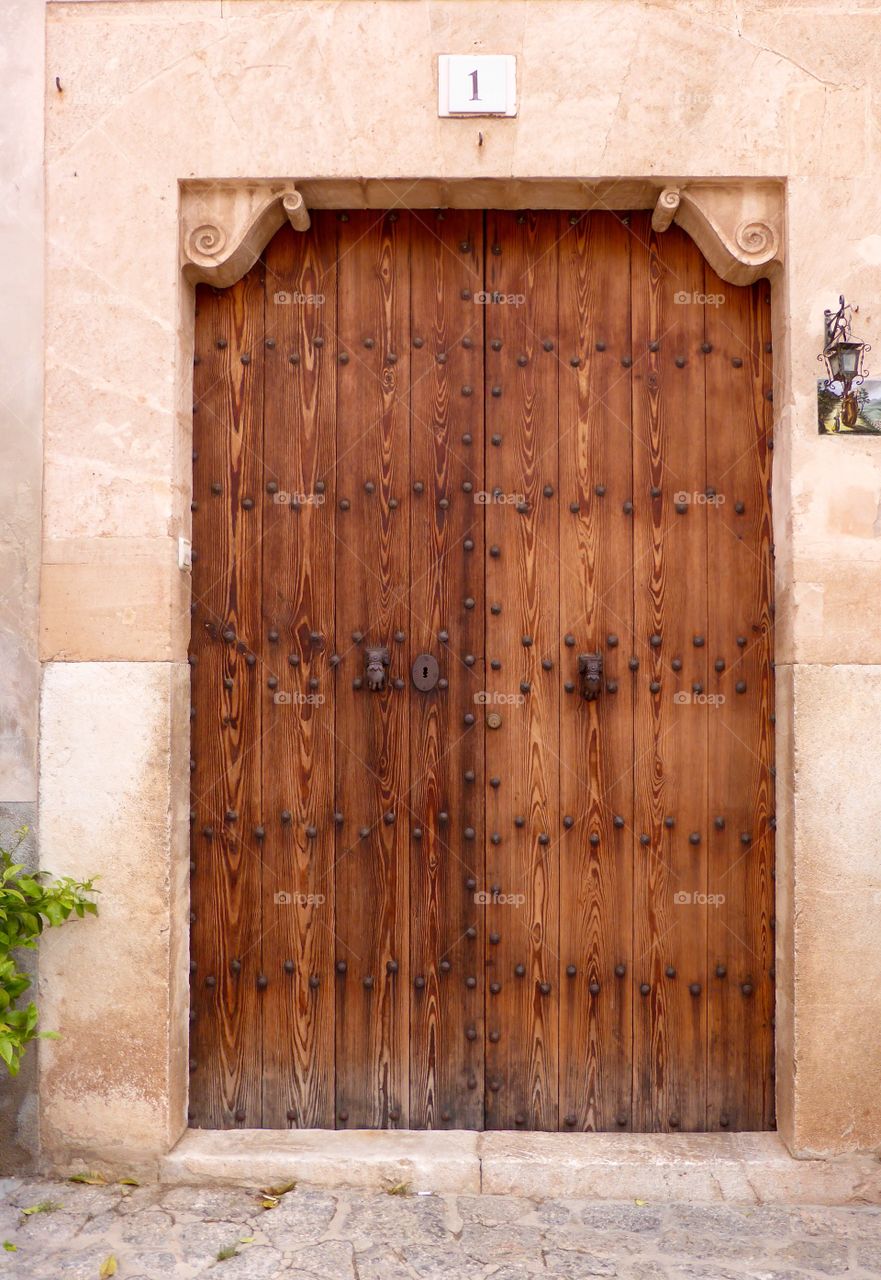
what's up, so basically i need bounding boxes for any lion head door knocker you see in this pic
[364,646,390,691]
[578,652,603,701]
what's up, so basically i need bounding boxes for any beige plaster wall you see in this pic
[36,0,881,1162]
[0,0,45,1169]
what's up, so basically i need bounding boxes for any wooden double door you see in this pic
[189,210,775,1132]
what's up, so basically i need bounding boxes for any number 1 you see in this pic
[469,69,480,101]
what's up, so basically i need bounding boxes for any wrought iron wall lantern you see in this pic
[819,295,871,429]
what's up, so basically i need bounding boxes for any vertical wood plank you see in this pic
[484,211,560,1131]
[705,274,775,1131]
[260,218,338,1127]
[189,271,264,1129]
[409,210,486,1129]
[631,218,709,1132]
[334,211,411,1128]
[558,212,635,1131]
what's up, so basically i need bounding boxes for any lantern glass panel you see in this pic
[838,342,861,377]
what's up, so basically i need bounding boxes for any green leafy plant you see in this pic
[0,827,97,1075]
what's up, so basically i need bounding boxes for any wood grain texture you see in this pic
[704,271,775,1131]
[484,212,560,1131]
[189,270,265,1128]
[631,217,709,1133]
[408,211,486,1129]
[189,212,775,1133]
[334,211,411,1128]
[261,219,337,1127]
[558,212,634,1131]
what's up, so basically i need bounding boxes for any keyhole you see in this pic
[423,665,429,679]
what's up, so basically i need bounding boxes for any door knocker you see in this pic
[578,652,603,701]
[364,646,390,691]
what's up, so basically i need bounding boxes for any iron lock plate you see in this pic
[411,652,440,692]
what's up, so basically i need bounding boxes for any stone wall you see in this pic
[23,0,881,1166]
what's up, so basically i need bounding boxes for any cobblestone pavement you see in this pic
[0,1177,879,1279]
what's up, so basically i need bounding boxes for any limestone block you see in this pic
[39,661,190,1170]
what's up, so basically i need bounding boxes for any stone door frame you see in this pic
[40,175,808,1174]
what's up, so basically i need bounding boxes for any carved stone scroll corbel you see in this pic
[651,181,783,285]
[181,183,310,287]
[652,187,680,233]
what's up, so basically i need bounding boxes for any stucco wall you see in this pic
[0,0,45,1170]
[30,0,881,1164]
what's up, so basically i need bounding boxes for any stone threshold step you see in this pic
[161,1130,881,1204]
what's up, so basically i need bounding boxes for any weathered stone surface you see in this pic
[1,1179,881,1279]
